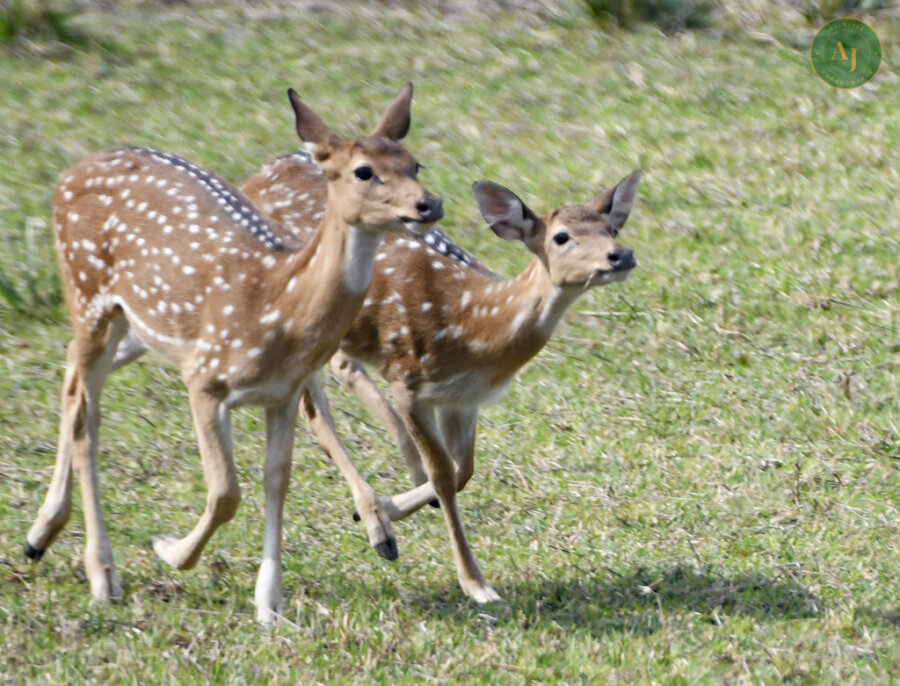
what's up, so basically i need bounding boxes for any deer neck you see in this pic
[459,258,579,373]
[270,205,384,345]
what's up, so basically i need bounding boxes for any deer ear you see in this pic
[288,88,334,156]
[371,82,413,141]
[588,169,641,234]
[472,181,540,244]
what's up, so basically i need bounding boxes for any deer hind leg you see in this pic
[358,406,480,523]
[26,313,129,601]
[111,330,149,372]
[329,351,426,487]
[438,405,479,492]
[149,387,239,571]
[395,390,499,603]
[300,374,398,561]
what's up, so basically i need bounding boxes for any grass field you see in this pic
[1,1,899,683]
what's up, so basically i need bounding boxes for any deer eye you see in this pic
[353,165,374,181]
[552,232,570,246]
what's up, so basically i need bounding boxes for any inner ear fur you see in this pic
[472,180,541,245]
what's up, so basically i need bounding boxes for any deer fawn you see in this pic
[24,83,442,623]
[241,151,639,603]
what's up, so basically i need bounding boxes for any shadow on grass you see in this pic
[401,563,820,637]
[11,559,820,644]
[15,543,818,639]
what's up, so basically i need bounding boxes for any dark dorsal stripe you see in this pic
[276,149,317,166]
[126,147,286,252]
[422,229,477,267]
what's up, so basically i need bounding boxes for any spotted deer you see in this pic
[240,152,639,602]
[24,83,443,623]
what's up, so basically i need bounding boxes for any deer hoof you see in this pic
[374,538,399,561]
[467,584,501,604]
[24,541,45,561]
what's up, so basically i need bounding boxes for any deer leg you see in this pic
[394,388,499,603]
[438,405,478,492]
[355,405,480,523]
[254,390,301,624]
[149,387,239,571]
[78,316,129,599]
[25,350,80,560]
[329,351,426,486]
[111,330,149,372]
[372,481,439,521]
[27,314,128,601]
[300,374,398,561]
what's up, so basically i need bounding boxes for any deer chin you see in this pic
[589,267,633,286]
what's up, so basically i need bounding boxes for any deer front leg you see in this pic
[329,351,426,486]
[149,388,240,571]
[254,390,301,624]
[394,389,499,603]
[300,375,398,561]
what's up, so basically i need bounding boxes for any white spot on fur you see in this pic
[509,308,530,335]
[260,309,280,325]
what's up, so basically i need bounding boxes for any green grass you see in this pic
[1,1,899,683]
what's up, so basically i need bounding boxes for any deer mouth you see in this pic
[400,197,443,231]
[589,265,634,285]
[400,217,440,232]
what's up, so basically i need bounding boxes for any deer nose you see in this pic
[607,246,636,270]
[416,193,443,222]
